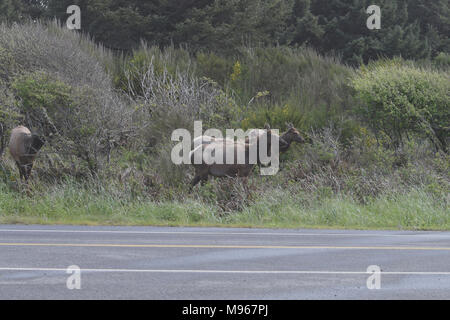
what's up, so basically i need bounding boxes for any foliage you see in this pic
[3,0,448,65]
[0,21,132,175]
[0,21,448,229]
[352,59,450,151]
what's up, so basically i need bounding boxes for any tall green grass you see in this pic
[0,181,448,230]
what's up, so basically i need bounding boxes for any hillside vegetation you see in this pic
[0,21,448,229]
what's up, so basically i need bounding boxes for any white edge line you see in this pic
[0,229,448,238]
[0,268,450,275]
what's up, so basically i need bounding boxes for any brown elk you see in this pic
[191,124,288,155]
[9,126,45,181]
[279,123,306,153]
[189,124,306,186]
[191,123,304,158]
[190,128,277,187]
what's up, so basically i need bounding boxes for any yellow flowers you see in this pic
[230,61,241,82]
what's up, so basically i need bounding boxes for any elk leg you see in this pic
[191,168,209,187]
[24,163,33,181]
[242,176,249,192]
[16,161,24,180]
[191,175,202,187]
[200,176,208,186]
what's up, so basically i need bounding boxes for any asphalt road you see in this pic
[0,224,449,300]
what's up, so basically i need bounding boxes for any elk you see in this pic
[191,123,304,155]
[191,124,288,154]
[279,123,306,153]
[188,124,306,186]
[189,128,277,187]
[9,126,45,181]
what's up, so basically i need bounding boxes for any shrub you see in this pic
[196,52,232,87]
[196,178,257,214]
[114,44,193,94]
[0,21,132,176]
[12,71,73,134]
[0,82,21,152]
[352,59,450,151]
[0,20,114,90]
[433,52,450,69]
[227,46,356,133]
[0,46,16,82]
[11,70,130,175]
[231,46,353,105]
[127,60,240,148]
[241,103,305,131]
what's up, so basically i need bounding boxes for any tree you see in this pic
[42,0,294,52]
[173,0,293,52]
[0,0,48,22]
[306,0,435,65]
[284,0,324,46]
[2,0,448,64]
[0,0,24,22]
[407,0,450,55]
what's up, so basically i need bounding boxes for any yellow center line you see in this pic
[0,243,449,250]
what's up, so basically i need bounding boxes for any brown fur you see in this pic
[191,125,288,160]
[189,124,305,186]
[190,131,274,187]
[9,126,45,181]
[280,123,306,153]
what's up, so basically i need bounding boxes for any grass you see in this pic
[0,182,448,230]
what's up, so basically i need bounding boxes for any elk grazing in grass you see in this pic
[9,126,45,181]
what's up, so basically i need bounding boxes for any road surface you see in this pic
[0,225,449,299]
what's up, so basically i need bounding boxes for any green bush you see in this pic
[0,46,16,82]
[433,52,450,69]
[12,71,73,126]
[352,59,450,151]
[231,46,353,105]
[195,52,232,87]
[0,21,132,176]
[241,103,306,131]
[11,71,128,175]
[0,81,21,132]
[229,46,356,133]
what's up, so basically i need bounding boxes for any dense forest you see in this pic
[1,0,449,64]
[0,1,448,229]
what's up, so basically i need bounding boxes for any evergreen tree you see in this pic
[0,0,24,22]
[173,0,293,52]
[286,0,324,46]
[308,0,434,65]
[1,0,448,64]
